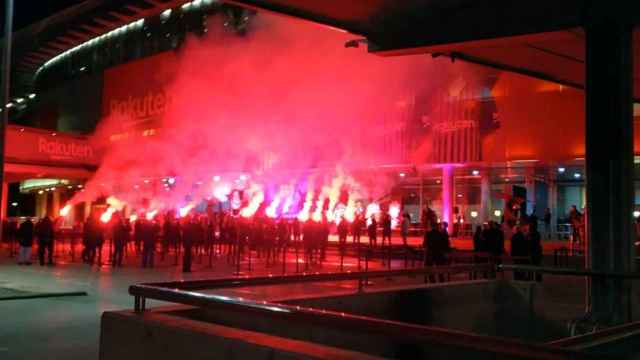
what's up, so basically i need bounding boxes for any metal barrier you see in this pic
[549,319,640,350]
[554,248,570,267]
[498,265,640,280]
[128,264,590,360]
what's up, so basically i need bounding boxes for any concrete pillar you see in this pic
[441,166,454,232]
[548,180,558,239]
[585,20,634,324]
[0,182,7,221]
[524,169,535,216]
[36,193,47,218]
[52,191,60,218]
[84,201,92,222]
[480,171,492,223]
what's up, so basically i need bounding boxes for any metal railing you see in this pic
[498,265,640,280]
[128,264,590,360]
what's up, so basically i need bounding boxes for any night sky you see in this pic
[1,0,86,32]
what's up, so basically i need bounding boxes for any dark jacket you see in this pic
[510,231,529,257]
[529,229,542,264]
[473,230,485,252]
[18,220,34,247]
[382,215,392,235]
[368,219,377,239]
[36,218,54,244]
[424,229,447,264]
[113,221,129,248]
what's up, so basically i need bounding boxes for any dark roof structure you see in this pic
[223,0,640,99]
[10,0,187,95]
[9,0,640,99]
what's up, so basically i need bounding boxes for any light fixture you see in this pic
[494,210,502,217]
[558,167,566,173]
[213,175,221,182]
[470,211,478,218]
[505,178,510,182]
[168,177,176,185]
[77,184,83,188]
[6,103,13,108]
[38,190,44,194]
[471,170,479,176]
[573,173,581,179]
[399,172,406,178]
[11,202,18,207]
[15,98,24,104]
[28,93,36,99]
[161,9,172,20]
[144,179,150,184]
[634,211,640,219]
[239,174,248,181]
[457,194,463,198]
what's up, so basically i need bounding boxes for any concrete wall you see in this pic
[100,309,383,360]
[101,280,588,360]
[283,280,575,342]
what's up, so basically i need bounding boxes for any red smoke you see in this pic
[73,11,481,214]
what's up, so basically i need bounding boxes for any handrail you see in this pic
[549,320,640,350]
[136,264,493,291]
[128,265,591,360]
[498,265,640,280]
[129,285,585,360]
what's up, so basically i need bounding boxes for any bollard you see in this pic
[208,242,213,268]
[282,245,287,275]
[235,241,242,275]
[295,241,300,273]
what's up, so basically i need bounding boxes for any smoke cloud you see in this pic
[73,11,481,218]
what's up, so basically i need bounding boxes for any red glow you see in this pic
[100,207,116,223]
[70,12,489,215]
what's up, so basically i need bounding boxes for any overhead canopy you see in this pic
[227,0,640,100]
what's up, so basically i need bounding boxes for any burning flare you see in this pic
[100,207,116,223]
[59,204,71,217]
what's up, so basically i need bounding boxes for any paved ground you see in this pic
[0,235,574,360]
[0,241,426,360]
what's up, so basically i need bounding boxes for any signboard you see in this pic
[6,126,100,167]
[102,52,179,135]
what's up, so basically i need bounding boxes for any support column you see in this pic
[0,182,7,221]
[441,166,454,232]
[35,193,46,218]
[52,191,60,218]
[585,20,634,325]
[84,201,92,222]
[480,171,492,223]
[548,180,558,239]
[524,169,536,216]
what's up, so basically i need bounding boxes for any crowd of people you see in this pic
[74,210,400,273]
[6,203,553,279]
